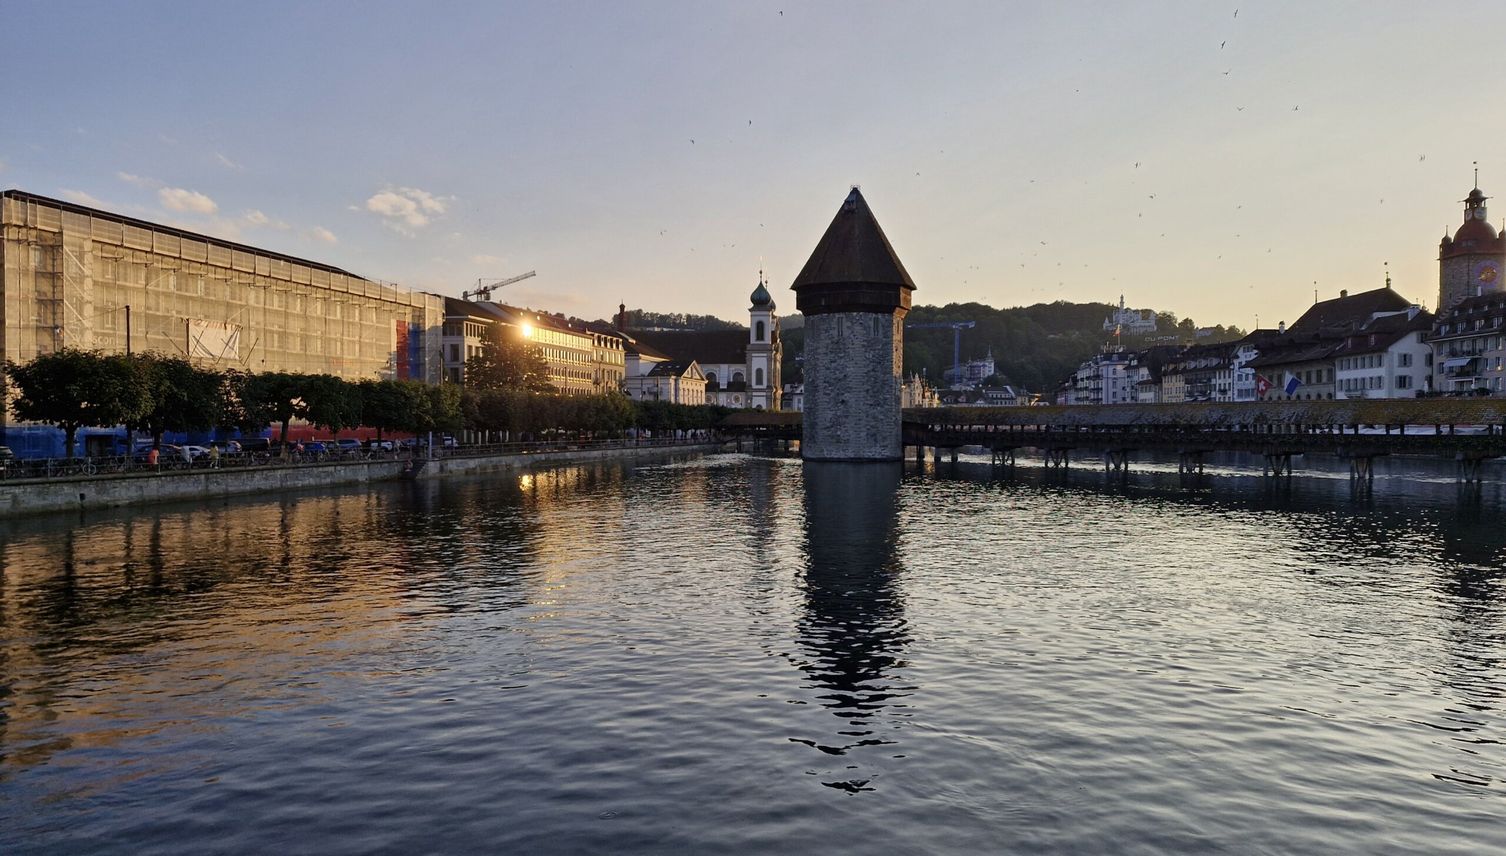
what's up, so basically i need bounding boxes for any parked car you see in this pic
[366,439,395,452]
[303,441,329,455]
[182,445,210,460]
[336,439,363,452]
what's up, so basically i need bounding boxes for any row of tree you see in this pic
[2,350,727,455]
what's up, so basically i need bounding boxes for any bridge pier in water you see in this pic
[1044,448,1071,470]
[1103,449,1131,474]
[1178,450,1207,476]
[1263,452,1296,480]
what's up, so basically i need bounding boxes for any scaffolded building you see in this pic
[1,190,446,448]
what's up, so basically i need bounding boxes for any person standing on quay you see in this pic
[208,444,220,469]
[146,446,159,471]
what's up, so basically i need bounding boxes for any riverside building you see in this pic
[1,189,445,451]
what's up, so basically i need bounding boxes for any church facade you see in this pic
[622,277,783,410]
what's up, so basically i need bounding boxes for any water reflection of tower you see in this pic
[792,462,911,793]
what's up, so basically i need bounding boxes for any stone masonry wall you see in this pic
[803,311,903,460]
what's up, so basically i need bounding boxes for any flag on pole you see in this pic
[1284,373,1304,396]
[1255,374,1272,397]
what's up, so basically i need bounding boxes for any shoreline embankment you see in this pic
[0,442,728,518]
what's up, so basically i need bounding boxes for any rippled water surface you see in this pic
[3,451,1505,854]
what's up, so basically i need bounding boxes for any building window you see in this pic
[755,367,764,387]
[755,321,765,342]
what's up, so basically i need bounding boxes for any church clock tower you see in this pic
[1438,183,1506,314]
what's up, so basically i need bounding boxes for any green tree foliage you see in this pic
[464,334,553,393]
[133,354,225,449]
[6,349,154,456]
[302,374,363,434]
[6,354,726,452]
[238,371,308,441]
[419,383,464,434]
[623,310,741,331]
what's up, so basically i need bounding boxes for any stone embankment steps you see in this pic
[0,443,727,517]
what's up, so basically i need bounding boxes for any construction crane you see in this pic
[463,270,536,302]
[906,320,976,387]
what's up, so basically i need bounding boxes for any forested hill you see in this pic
[779,301,1246,394]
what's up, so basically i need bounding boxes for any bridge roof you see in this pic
[905,399,1506,427]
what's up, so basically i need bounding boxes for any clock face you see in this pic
[1480,263,1500,284]
[1477,208,1490,220]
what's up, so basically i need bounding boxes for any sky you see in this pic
[3,1,1506,329]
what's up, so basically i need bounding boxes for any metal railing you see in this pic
[0,435,724,483]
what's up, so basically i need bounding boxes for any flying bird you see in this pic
[1419,154,1426,162]
[1134,161,1141,168]
[1236,106,1245,111]
[1221,41,1225,48]
[690,138,695,144]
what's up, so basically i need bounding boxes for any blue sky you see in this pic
[3,1,1505,327]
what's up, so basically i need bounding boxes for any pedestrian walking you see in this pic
[208,444,221,469]
[146,447,160,470]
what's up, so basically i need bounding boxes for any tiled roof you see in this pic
[792,187,916,292]
[632,329,748,365]
[1289,287,1411,334]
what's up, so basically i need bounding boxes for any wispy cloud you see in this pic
[307,226,338,244]
[364,186,451,234]
[215,152,243,171]
[243,209,289,230]
[471,253,505,266]
[158,187,218,215]
[60,189,109,208]
[117,171,157,188]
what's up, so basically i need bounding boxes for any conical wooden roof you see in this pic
[792,188,916,316]
[792,187,916,292]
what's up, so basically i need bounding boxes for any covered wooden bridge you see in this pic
[721,400,1506,483]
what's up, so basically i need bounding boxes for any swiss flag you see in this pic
[1255,374,1272,397]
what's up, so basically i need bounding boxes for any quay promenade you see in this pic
[0,438,723,517]
[724,399,1506,482]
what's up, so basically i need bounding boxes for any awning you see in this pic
[1441,357,1476,369]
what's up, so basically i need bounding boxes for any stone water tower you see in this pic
[792,188,916,461]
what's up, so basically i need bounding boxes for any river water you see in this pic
[2,451,1504,854]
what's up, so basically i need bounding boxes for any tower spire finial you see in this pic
[1384,261,1391,289]
[1475,161,1480,189]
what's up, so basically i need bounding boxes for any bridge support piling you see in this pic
[1263,453,1293,480]
[1103,449,1130,474]
[1044,448,1070,470]
[1457,455,1484,485]
[1178,451,1205,476]
[932,446,941,464]
[950,448,959,464]
[991,447,1016,468]
[1348,456,1375,483]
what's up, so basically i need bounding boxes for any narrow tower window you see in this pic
[755,320,765,342]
